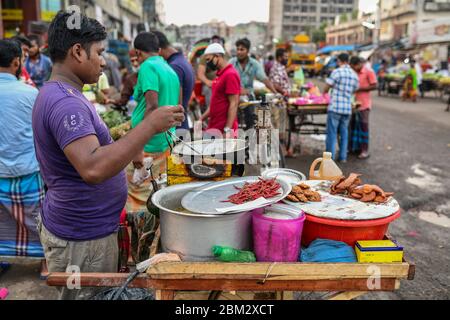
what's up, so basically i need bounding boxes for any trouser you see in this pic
[351,109,370,154]
[271,103,287,142]
[326,111,351,161]
[37,216,118,300]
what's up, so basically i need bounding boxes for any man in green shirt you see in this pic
[127,32,181,213]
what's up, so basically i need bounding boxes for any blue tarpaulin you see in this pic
[317,45,356,55]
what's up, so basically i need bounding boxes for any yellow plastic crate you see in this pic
[355,240,404,263]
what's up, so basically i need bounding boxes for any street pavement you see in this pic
[1,92,449,300]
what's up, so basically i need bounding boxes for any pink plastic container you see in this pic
[252,204,306,262]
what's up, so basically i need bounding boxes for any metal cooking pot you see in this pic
[151,182,252,261]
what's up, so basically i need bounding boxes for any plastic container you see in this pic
[309,152,343,181]
[213,246,256,263]
[252,204,306,262]
[301,211,401,247]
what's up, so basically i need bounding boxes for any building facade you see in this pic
[326,13,374,46]
[1,0,147,40]
[268,0,359,42]
[179,23,219,48]
[143,0,165,29]
[326,0,450,46]
[1,0,64,38]
[229,21,268,54]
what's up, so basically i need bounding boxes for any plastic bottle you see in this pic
[309,152,343,181]
[212,246,256,263]
[126,96,137,116]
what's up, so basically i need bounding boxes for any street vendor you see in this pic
[229,38,277,130]
[32,12,184,300]
[127,32,181,213]
[199,43,241,136]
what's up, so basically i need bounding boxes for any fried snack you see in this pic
[287,183,322,203]
[331,174,394,204]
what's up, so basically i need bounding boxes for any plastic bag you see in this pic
[91,288,154,301]
[300,239,357,263]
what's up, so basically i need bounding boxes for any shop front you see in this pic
[1,0,63,38]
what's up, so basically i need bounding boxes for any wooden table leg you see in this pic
[156,290,176,301]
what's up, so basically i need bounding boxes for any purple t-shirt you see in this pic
[32,81,128,241]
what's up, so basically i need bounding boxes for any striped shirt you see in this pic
[326,65,359,115]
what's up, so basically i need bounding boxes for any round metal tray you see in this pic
[181,176,292,215]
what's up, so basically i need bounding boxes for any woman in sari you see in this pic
[402,61,418,102]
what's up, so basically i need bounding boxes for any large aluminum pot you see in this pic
[151,182,252,262]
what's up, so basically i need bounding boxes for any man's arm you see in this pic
[263,79,278,94]
[143,90,159,118]
[110,75,135,106]
[200,107,210,122]
[323,83,332,94]
[197,63,213,87]
[63,106,184,185]
[225,94,239,129]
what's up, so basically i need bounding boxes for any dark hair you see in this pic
[28,34,41,46]
[48,11,107,63]
[211,35,224,45]
[11,35,32,48]
[350,56,361,66]
[152,30,170,49]
[276,48,286,59]
[134,32,160,53]
[268,55,274,61]
[337,53,349,63]
[236,38,251,51]
[0,40,22,68]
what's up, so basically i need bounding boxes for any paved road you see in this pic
[287,93,450,300]
[1,94,449,300]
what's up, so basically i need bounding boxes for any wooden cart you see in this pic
[47,230,415,301]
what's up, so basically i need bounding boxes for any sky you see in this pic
[164,0,377,26]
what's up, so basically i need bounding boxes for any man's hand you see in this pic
[133,152,144,169]
[144,105,185,133]
[240,88,249,95]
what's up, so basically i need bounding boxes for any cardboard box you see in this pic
[355,240,404,263]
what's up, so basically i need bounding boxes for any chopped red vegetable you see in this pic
[224,178,281,205]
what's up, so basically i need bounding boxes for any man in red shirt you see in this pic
[350,56,377,159]
[199,43,241,136]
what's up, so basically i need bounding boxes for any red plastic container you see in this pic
[301,211,401,247]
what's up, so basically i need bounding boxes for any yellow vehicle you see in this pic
[287,34,317,77]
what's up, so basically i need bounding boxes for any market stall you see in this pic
[47,151,415,300]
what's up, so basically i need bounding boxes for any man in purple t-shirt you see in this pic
[32,12,184,300]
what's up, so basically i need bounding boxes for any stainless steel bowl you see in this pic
[151,182,252,261]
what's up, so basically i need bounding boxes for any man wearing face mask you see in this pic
[199,43,241,135]
[107,49,139,111]
[0,40,44,260]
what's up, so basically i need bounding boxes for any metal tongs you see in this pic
[166,130,203,156]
